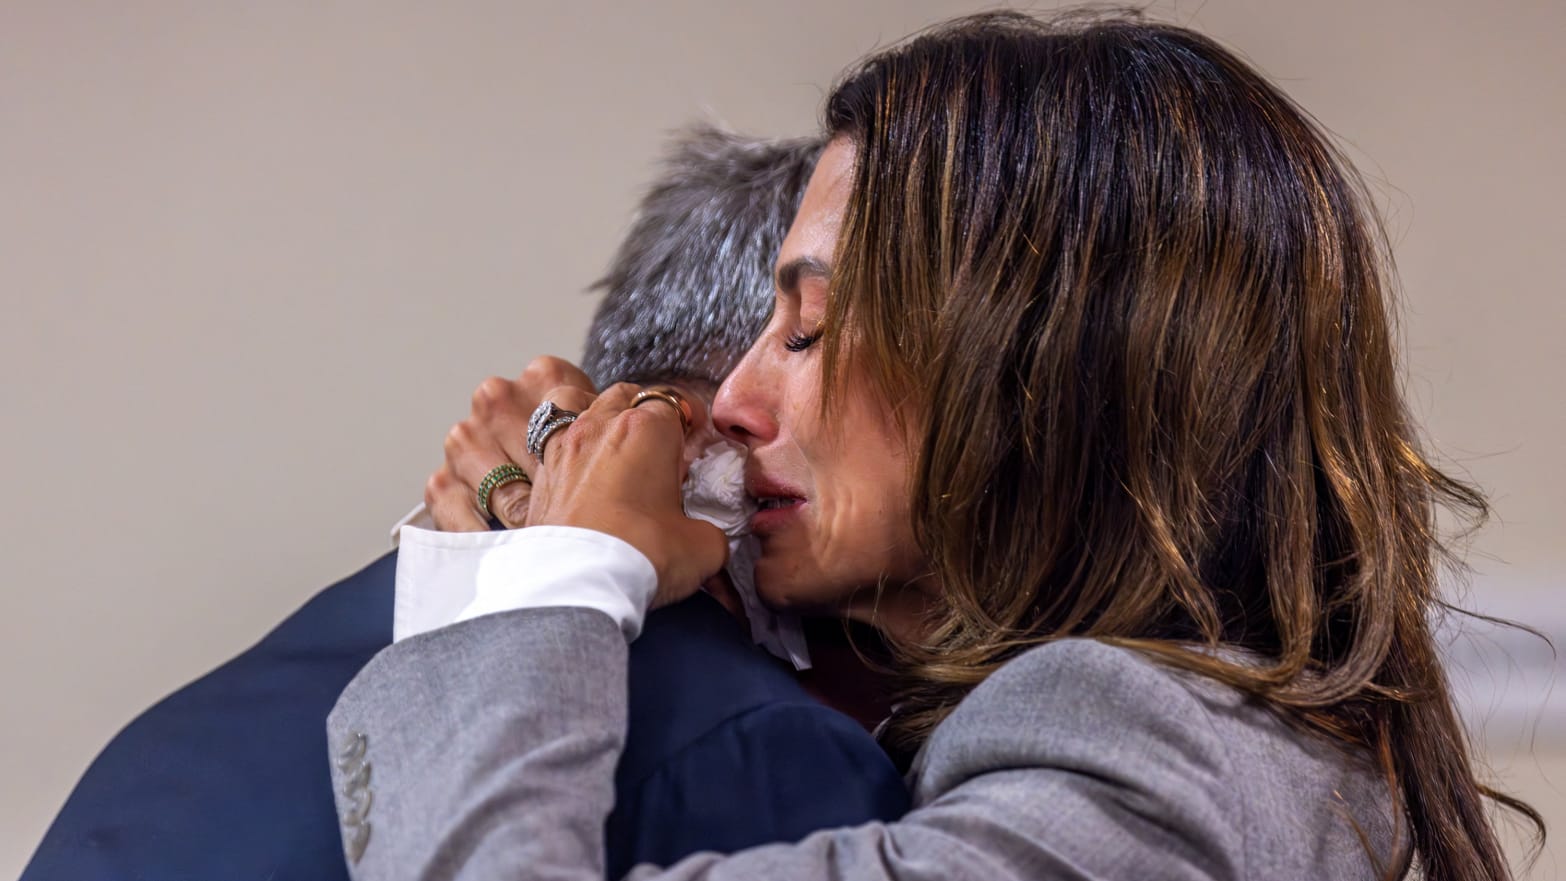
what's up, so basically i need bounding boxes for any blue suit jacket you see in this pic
[23,552,908,881]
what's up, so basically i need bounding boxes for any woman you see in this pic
[338,10,1540,881]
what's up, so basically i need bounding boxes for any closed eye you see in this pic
[784,329,823,352]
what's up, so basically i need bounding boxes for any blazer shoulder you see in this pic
[923,639,1226,763]
[979,637,1190,698]
[915,639,1400,879]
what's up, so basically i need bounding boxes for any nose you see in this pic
[713,347,778,448]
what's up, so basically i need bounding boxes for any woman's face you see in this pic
[712,139,928,630]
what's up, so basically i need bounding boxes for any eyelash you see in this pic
[784,329,823,352]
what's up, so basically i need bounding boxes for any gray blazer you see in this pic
[326,607,1403,880]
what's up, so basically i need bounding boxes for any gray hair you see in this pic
[581,125,823,389]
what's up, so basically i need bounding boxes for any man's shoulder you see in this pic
[21,551,398,881]
[611,595,909,874]
[619,592,820,776]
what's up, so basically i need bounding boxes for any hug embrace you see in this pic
[352,10,1542,881]
[27,8,1544,881]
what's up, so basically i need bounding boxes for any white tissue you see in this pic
[683,441,812,670]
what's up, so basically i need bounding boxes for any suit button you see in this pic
[346,820,371,864]
[343,759,372,796]
[337,730,374,863]
[336,731,367,771]
[343,789,373,827]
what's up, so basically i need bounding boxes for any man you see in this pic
[22,126,907,881]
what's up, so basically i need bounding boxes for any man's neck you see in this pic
[794,617,896,733]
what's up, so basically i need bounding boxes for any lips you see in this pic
[746,473,806,534]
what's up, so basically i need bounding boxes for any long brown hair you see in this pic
[820,9,1542,880]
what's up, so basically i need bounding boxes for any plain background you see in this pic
[2,0,1562,876]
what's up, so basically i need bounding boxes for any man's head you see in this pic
[580,125,822,391]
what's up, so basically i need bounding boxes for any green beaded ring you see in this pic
[476,462,531,520]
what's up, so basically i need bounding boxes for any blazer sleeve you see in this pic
[326,608,1249,881]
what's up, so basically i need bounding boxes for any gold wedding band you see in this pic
[630,387,693,435]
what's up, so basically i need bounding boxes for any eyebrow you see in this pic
[774,255,832,298]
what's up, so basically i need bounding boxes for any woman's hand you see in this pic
[426,356,728,606]
[425,356,595,531]
[525,382,729,607]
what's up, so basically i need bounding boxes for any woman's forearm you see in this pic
[327,607,629,880]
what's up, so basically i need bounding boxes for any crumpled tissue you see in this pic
[682,440,811,670]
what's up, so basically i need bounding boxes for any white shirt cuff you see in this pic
[393,524,658,642]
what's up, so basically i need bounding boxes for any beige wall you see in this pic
[2,1,1562,876]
